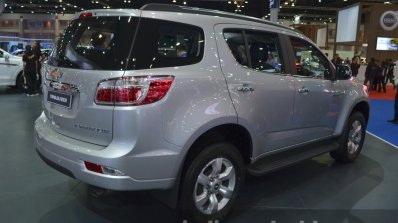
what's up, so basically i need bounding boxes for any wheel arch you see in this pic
[334,98,370,136]
[182,124,253,167]
[350,100,370,124]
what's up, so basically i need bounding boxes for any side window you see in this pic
[129,18,204,70]
[246,31,284,74]
[223,31,249,67]
[290,37,330,79]
[0,51,3,58]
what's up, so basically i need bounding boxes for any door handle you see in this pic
[237,84,254,93]
[298,87,310,94]
[333,90,345,96]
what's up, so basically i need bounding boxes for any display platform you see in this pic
[0,88,397,223]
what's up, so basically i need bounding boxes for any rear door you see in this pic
[215,24,297,157]
[43,14,139,146]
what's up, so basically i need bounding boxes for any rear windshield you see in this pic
[48,16,138,70]
[127,18,204,70]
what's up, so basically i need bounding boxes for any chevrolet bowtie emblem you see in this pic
[50,69,62,80]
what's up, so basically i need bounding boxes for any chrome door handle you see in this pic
[237,84,254,93]
[298,87,310,94]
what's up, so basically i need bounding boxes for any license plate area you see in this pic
[47,90,73,109]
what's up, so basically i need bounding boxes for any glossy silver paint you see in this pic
[0,48,23,87]
[34,8,369,191]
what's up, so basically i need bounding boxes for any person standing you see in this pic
[332,54,342,66]
[22,45,38,96]
[375,59,386,93]
[364,58,378,92]
[388,83,398,124]
[350,56,360,77]
[32,41,43,92]
[385,58,396,90]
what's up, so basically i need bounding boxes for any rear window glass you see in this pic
[48,16,138,70]
[127,18,204,70]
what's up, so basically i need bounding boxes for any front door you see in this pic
[288,36,343,142]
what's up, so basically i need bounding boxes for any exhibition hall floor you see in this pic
[1,87,397,223]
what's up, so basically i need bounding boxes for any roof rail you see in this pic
[140,3,290,31]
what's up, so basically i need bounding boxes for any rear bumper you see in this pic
[34,112,179,191]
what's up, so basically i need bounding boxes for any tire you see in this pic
[180,143,245,222]
[330,112,366,163]
[15,72,27,92]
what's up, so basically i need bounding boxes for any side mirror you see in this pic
[335,64,351,80]
[4,54,9,61]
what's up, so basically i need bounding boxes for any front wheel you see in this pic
[330,112,367,162]
[180,143,245,222]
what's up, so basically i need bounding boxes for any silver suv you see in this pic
[35,4,370,222]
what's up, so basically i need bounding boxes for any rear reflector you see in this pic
[84,161,104,174]
[84,161,125,176]
[95,76,174,106]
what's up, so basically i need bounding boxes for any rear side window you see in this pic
[224,30,284,74]
[223,31,249,67]
[245,31,284,74]
[48,16,138,70]
[127,18,204,70]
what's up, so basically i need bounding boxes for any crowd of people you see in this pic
[363,57,396,93]
[331,54,397,125]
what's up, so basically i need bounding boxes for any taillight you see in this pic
[79,12,93,19]
[95,76,174,106]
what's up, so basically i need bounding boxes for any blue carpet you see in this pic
[367,99,398,147]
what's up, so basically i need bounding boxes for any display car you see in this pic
[0,48,24,89]
[34,4,370,222]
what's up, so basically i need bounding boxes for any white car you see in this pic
[0,48,24,89]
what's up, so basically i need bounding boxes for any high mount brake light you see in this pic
[79,12,93,19]
[95,76,175,106]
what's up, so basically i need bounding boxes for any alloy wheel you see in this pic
[347,120,362,154]
[193,157,236,215]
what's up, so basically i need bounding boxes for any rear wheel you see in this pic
[180,143,245,222]
[330,112,366,162]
